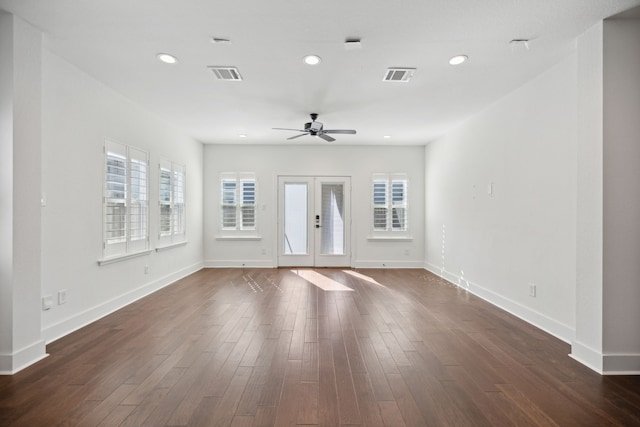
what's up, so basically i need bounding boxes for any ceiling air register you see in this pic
[208,66,243,81]
[383,68,416,82]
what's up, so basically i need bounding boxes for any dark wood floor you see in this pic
[1,268,639,426]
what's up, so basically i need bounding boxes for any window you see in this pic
[159,160,186,245]
[103,140,149,257]
[372,173,408,232]
[220,172,257,232]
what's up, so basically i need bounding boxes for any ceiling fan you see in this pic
[273,113,356,142]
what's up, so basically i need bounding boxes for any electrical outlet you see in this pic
[144,265,149,274]
[261,248,266,255]
[58,290,67,305]
[403,248,410,256]
[42,295,53,311]
[529,284,536,297]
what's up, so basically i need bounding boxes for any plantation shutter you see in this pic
[372,178,388,231]
[128,147,149,251]
[391,178,408,231]
[372,173,408,233]
[159,160,173,239]
[221,174,237,229]
[220,172,257,233]
[105,142,127,256]
[240,178,256,229]
[103,140,149,257]
[173,164,186,237]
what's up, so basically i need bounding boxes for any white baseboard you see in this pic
[353,260,425,269]
[570,341,640,375]
[203,259,425,269]
[424,262,574,344]
[603,353,640,375]
[204,259,275,268]
[569,340,604,374]
[42,262,204,344]
[0,339,48,375]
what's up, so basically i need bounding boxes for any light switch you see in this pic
[58,290,67,305]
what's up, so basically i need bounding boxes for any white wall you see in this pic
[425,55,578,342]
[40,49,204,343]
[204,144,425,268]
[572,16,640,375]
[602,16,640,372]
[0,11,15,373]
[0,13,46,374]
[573,22,604,371]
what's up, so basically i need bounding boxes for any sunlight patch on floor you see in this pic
[342,270,386,288]
[290,269,354,291]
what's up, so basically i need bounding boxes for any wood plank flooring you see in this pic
[1,268,639,426]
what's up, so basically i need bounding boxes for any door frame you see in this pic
[276,175,352,267]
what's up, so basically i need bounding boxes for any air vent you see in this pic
[383,68,416,83]
[208,66,243,81]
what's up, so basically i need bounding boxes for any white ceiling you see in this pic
[1,0,639,145]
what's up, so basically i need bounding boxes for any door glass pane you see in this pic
[320,183,345,255]
[284,183,308,254]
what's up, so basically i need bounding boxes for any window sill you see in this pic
[156,241,188,252]
[216,235,262,241]
[98,249,153,266]
[367,236,414,242]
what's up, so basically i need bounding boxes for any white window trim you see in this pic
[101,139,150,261]
[156,241,188,252]
[98,249,153,266]
[219,172,259,237]
[215,235,262,241]
[158,159,187,246]
[370,173,409,237]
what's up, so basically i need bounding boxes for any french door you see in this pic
[277,176,351,267]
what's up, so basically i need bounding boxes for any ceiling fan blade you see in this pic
[318,134,336,142]
[273,127,306,132]
[287,133,308,140]
[323,129,356,134]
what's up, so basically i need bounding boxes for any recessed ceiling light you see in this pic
[238,134,247,138]
[449,55,468,65]
[157,53,178,64]
[383,135,391,139]
[303,55,321,65]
